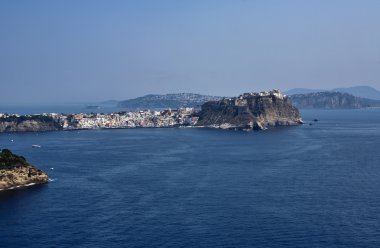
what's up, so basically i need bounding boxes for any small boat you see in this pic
[32,145,41,148]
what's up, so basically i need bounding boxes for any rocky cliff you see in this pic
[0,115,62,132]
[0,149,48,191]
[195,90,303,130]
[289,92,380,109]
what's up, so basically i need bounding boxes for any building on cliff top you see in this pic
[238,89,285,100]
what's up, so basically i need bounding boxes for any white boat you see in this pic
[32,145,41,148]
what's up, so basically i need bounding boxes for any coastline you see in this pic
[0,182,37,191]
[0,169,49,191]
[0,121,304,134]
[0,90,305,133]
[0,149,49,191]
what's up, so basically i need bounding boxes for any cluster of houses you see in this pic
[0,108,199,130]
[230,89,286,107]
[57,108,199,129]
[1,90,288,132]
[238,89,285,100]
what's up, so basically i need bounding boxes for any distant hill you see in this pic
[332,86,380,100]
[117,93,224,110]
[286,86,380,100]
[289,92,380,109]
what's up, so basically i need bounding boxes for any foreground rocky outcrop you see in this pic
[195,90,303,130]
[0,115,62,132]
[0,149,48,191]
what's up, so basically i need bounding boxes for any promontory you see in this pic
[195,89,303,130]
[0,149,48,191]
[0,89,302,132]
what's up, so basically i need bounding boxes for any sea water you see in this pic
[1,109,380,247]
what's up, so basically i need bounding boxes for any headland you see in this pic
[0,149,48,191]
[0,90,302,132]
[196,89,303,130]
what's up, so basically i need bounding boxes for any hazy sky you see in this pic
[1,0,380,104]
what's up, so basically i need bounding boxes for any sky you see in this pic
[1,0,380,104]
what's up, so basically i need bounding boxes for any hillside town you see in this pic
[0,108,199,131]
[0,90,299,133]
[63,107,199,129]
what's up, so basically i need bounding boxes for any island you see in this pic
[0,149,48,191]
[0,89,302,132]
[289,92,380,109]
[196,89,303,130]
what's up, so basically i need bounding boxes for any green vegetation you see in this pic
[0,149,28,169]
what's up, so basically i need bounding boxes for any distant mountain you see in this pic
[286,85,380,100]
[289,92,380,109]
[117,93,224,110]
[332,86,380,100]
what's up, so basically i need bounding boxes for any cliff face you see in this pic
[0,149,48,191]
[196,90,302,130]
[289,92,380,109]
[0,115,62,132]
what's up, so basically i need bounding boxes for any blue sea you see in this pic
[1,109,380,247]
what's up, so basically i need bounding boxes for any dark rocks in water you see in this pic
[195,90,303,131]
[313,119,319,122]
[0,149,48,191]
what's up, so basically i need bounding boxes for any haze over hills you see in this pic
[108,86,380,111]
[285,86,380,100]
[100,100,119,105]
[333,86,380,100]
[285,88,325,95]
[117,93,225,110]
[289,92,380,109]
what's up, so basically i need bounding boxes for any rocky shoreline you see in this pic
[0,149,48,191]
[0,89,303,133]
[196,90,303,130]
[0,114,62,133]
